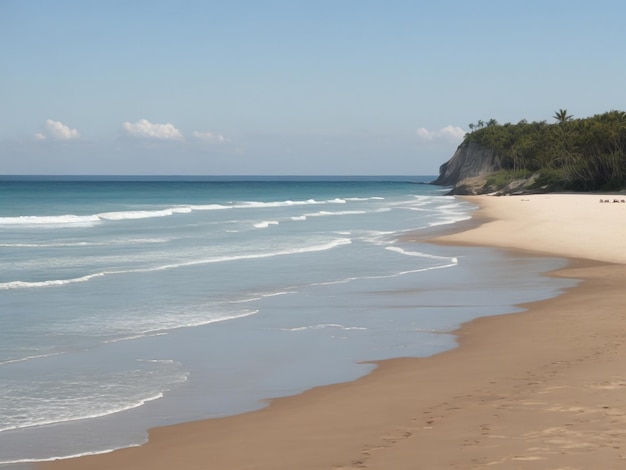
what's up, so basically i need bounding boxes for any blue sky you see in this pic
[1,0,625,175]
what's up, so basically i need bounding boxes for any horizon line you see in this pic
[0,174,437,182]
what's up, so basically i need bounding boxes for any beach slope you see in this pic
[41,194,626,469]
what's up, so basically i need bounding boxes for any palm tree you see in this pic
[553,109,573,123]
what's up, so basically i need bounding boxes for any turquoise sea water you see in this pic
[0,177,575,467]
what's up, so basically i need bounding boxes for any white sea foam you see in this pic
[0,214,101,228]
[356,230,395,245]
[304,210,366,217]
[0,392,167,434]
[137,359,179,364]
[165,238,351,266]
[0,352,62,366]
[0,360,188,434]
[188,203,231,211]
[0,207,192,228]
[152,239,352,272]
[0,445,142,466]
[0,238,353,291]
[140,310,259,335]
[229,292,292,304]
[296,207,389,220]
[428,214,472,227]
[81,310,260,345]
[260,291,292,298]
[344,196,384,201]
[1,238,352,292]
[238,200,300,208]
[385,246,458,263]
[0,197,359,230]
[253,220,279,229]
[0,238,169,248]
[0,272,106,290]
[190,198,349,212]
[308,255,459,288]
[280,323,367,332]
[171,207,193,213]
[97,208,183,221]
[229,297,263,304]
[0,241,99,248]
[102,332,168,344]
[234,198,348,209]
[437,202,463,210]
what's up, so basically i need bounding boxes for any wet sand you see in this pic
[41,194,626,469]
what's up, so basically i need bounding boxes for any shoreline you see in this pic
[40,194,626,469]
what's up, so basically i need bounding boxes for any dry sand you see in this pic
[437,194,626,263]
[41,194,626,470]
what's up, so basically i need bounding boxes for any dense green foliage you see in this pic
[465,110,626,191]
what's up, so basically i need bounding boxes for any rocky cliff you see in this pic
[432,141,545,195]
[432,141,503,188]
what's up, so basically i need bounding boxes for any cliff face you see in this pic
[432,141,503,187]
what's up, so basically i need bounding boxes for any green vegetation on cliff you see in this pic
[464,110,626,191]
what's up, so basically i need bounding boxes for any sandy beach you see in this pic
[40,194,626,470]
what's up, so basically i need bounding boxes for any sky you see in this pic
[1,0,625,175]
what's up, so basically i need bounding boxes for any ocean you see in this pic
[0,177,575,467]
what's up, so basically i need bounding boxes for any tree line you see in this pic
[464,110,626,191]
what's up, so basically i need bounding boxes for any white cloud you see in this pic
[123,119,184,140]
[416,127,433,140]
[438,125,466,140]
[36,119,81,141]
[416,125,466,142]
[192,131,228,143]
